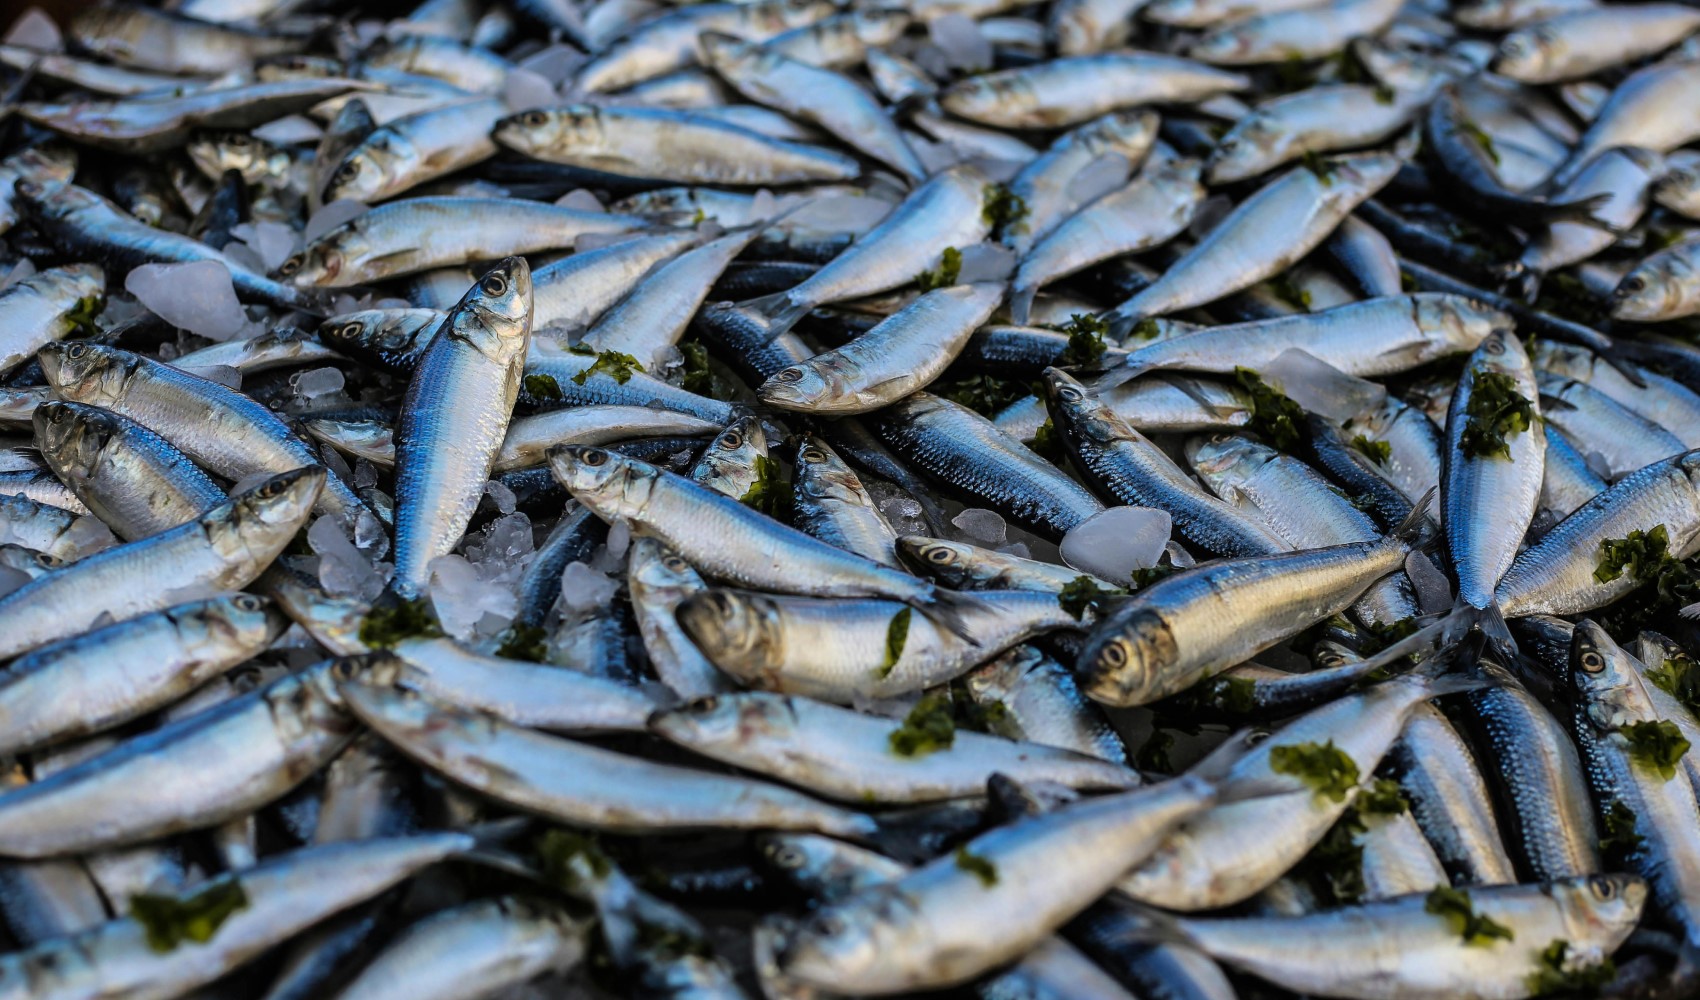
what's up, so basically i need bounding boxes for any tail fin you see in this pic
[914,588,993,647]
[1442,599,1519,662]
[1008,283,1037,326]
[1391,486,1438,548]
[1088,897,1197,950]
[1548,191,1621,234]
[1103,308,1140,343]
[737,292,812,344]
[1495,260,1540,304]
[1088,358,1155,392]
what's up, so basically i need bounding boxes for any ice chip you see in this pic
[124,261,251,341]
[291,367,346,401]
[234,221,302,273]
[310,515,385,601]
[606,519,631,559]
[251,115,322,144]
[4,7,61,50]
[1060,506,1172,584]
[1262,349,1386,423]
[1405,551,1453,616]
[61,515,115,559]
[748,189,779,222]
[305,200,369,243]
[559,561,616,614]
[1065,153,1131,207]
[354,510,390,561]
[555,189,605,212]
[1164,540,1196,569]
[196,365,243,391]
[1,258,35,290]
[951,508,1007,546]
[955,242,1016,284]
[219,242,267,276]
[428,553,517,639]
[504,67,560,112]
[483,479,517,515]
[929,15,993,72]
[520,44,588,84]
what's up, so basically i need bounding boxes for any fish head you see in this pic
[1079,110,1161,160]
[319,309,427,360]
[1570,618,1647,732]
[940,73,1036,124]
[279,236,350,287]
[699,31,763,74]
[761,833,868,890]
[1184,432,1272,488]
[652,692,797,748]
[447,258,533,362]
[68,6,144,64]
[31,399,119,482]
[1143,0,1218,27]
[1187,26,1255,65]
[1611,254,1695,323]
[328,650,409,693]
[628,536,701,592]
[1655,153,1700,205]
[10,178,84,223]
[193,593,291,653]
[493,106,604,159]
[322,133,411,204]
[963,645,1043,703]
[1416,294,1509,357]
[772,0,840,29]
[1204,118,1279,185]
[217,466,325,548]
[795,436,864,503]
[186,129,279,188]
[1549,874,1648,944]
[1043,367,1122,445]
[1492,26,1560,81]
[759,360,836,410]
[696,416,768,473]
[31,262,106,320]
[1079,608,1178,707]
[850,7,911,44]
[549,445,659,517]
[780,900,896,987]
[37,342,135,408]
[896,536,986,588]
[674,589,784,685]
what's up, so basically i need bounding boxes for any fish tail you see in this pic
[1389,486,1437,549]
[913,588,991,647]
[1549,191,1621,234]
[1494,259,1539,304]
[1086,898,1197,950]
[737,292,810,343]
[1439,598,1519,662]
[1102,307,1139,342]
[1087,359,1152,392]
[1008,284,1037,326]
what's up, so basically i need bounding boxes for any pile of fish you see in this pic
[6,0,1700,996]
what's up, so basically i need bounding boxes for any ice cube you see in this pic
[251,116,322,144]
[1065,153,1130,207]
[428,554,516,638]
[1,258,34,290]
[955,243,1017,284]
[1262,349,1386,423]
[1404,551,1452,616]
[748,189,778,222]
[930,15,992,72]
[876,496,926,537]
[483,479,517,515]
[559,560,616,613]
[951,508,1007,546]
[606,518,631,560]
[520,44,588,84]
[1164,540,1196,569]
[4,7,61,50]
[504,67,559,112]
[310,515,386,601]
[219,242,267,275]
[1060,506,1172,584]
[232,221,302,273]
[124,261,251,341]
[353,509,389,560]
[305,200,369,243]
[291,367,346,401]
[555,189,605,212]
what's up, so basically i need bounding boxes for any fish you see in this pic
[937,53,1248,129]
[392,258,532,597]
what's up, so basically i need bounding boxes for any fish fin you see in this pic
[1152,371,1237,416]
[1102,308,1140,342]
[1087,360,1153,392]
[1089,898,1197,950]
[986,773,1079,821]
[1597,353,1649,389]
[1495,260,1540,304]
[1548,191,1622,234]
[1008,284,1037,326]
[1390,486,1437,548]
[915,588,991,647]
[1184,728,1261,785]
[864,801,989,865]
[1682,602,1700,620]
[736,292,811,343]
[1439,599,1519,663]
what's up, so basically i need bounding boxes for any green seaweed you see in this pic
[1458,370,1534,460]
[1270,740,1359,803]
[358,597,443,649]
[130,880,249,953]
[889,692,956,757]
[915,247,963,291]
[1425,885,1515,946]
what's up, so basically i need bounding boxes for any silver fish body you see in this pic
[937,53,1248,129]
[791,436,900,567]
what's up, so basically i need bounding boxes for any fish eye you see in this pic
[523,110,549,127]
[772,368,804,384]
[923,545,955,564]
[258,479,284,497]
[235,594,263,611]
[768,844,805,868]
[35,553,61,568]
[663,555,689,571]
[332,658,362,681]
[1099,640,1129,668]
[801,447,827,463]
[580,449,608,467]
[335,322,362,339]
[1484,337,1506,355]
[1591,876,1617,899]
[481,273,509,297]
[717,430,744,450]
[1621,276,1646,294]
[1057,384,1083,402]
[279,255,303,276]
[65,343,87,359]
[1579,650,1605,672]
[333,161,359,183]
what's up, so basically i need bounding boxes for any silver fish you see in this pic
[392,258,532,597]
[322,96,506,204]
[792,436,900,567]
[937,53,1248,129]
[627,537,736,700]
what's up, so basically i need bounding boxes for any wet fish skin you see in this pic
[0,264,103,378]
[1385,703,1517,886]
[382,641,658,733]
[39,342,363,519]
[897,535,1113,593]
[792,435,900,567]
[937,53,1248,129]
[1495,4,1700,84]
[0,594,286,757]
[333,897,586,1000]
[574,0,838,94]
[872,391,1105,541]
[627,537,736,700]
[0,468,321,662]
[33,399,227,541]
[322,96,506,204]
[963,645,1129,763]
[70,3,310,74]
[392,257,533,598]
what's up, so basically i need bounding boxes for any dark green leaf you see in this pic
[1526,939,1615,997]
[495,623,549,662]
[523,373,564,401]
[982,183,1029,235]
[1425,885,1515,946]
[889,692,956,757]
[1622,718,1690,781]
[915,247,963,291]
[570,349,645,386]
[1351,434,1391,465]
[1057,575,1127,620]
[535,827,612,894]
[739,454,793,521]
[1267,273,1313,311]
[1270,739,1359,803]
[1233,367,1305,451]
[954,845,998,886]
[1458,370,1534,460]
[880,607,912,678]
[1357,778,1409,816]
[1057,313,1109,368]
[130,880,249,953]
[358,597,443,649]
